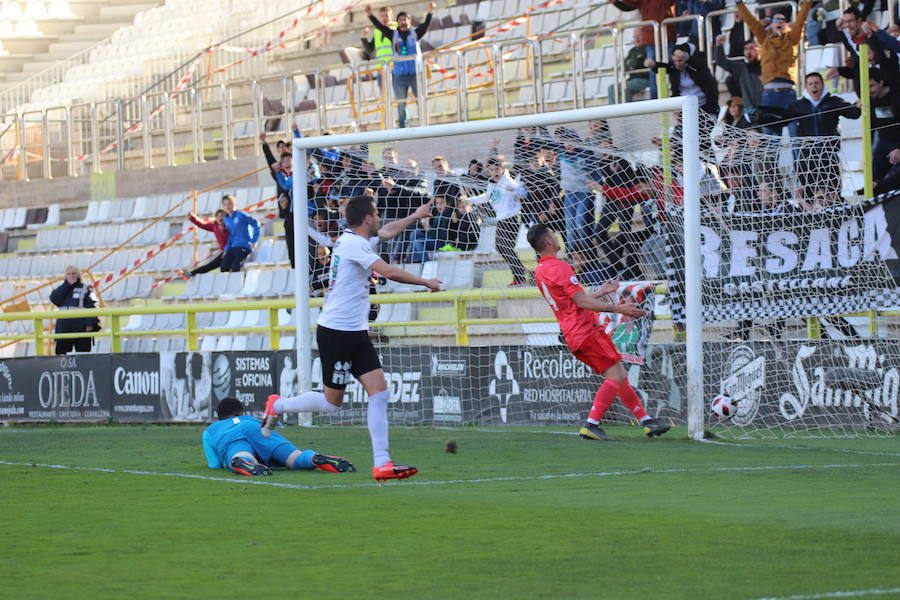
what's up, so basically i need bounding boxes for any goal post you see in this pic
[291,97,707,439]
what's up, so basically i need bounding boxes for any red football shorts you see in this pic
[572,330,621,375]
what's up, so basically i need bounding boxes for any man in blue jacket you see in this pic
[366,2,436,128]
[220,194,261,272]
[202,397,355,476]
[541,128,599,249]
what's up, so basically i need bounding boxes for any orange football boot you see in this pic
[372,461,418,482]
[260,394,280,438]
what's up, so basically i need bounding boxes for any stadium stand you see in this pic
[0,0,892,356]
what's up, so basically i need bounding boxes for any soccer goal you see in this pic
[291,96,899,440]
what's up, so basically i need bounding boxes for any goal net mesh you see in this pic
[295,106,900,438]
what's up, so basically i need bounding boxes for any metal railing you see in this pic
[0,1,863,182]
[0,0,335,115]
[0,37,108,114]
[0,288,558,354]
[0,287,883,355]
[660,14,707,60]
[572,26,618,107]
[613,20,660,105]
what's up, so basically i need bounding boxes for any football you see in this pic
[711,394,738,418]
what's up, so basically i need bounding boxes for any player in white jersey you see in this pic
[263,196,441,481]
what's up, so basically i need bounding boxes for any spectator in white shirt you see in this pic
[468,156,530,286]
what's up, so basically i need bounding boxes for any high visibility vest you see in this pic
[373,23,394,63]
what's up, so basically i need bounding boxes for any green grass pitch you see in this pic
[1,424,898,600]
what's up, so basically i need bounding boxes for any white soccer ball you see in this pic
[711,394,738,419]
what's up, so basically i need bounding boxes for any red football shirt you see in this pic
[534,256,602,351]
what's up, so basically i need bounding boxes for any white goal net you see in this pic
[671,111,900,438]
[289,99,900,439]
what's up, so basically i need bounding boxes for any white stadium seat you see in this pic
[422,259,474,290]
[380,264,423,293]
[375,303,412,323]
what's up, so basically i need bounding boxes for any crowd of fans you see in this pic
[52,0,900,352]
[612,0,900,193]
[176,0,900,314]
[245,120,661,292]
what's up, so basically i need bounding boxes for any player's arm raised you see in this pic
[371,258,442,291]
[571,290,646,318]
[377,200,433,240]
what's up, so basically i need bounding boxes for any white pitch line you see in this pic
[751,587,900,599]
[431,425,578,436]
[431,427,900,453]
[699,438,900,458]
[1,460,898,491]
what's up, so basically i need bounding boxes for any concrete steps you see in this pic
[28,18,85,36]
[98,3,158,21]
[0,2,163,98]
[65,22,127,37]
[1,36,59,55]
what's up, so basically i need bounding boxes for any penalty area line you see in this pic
[750,586,900,599]
[1,460,899,491]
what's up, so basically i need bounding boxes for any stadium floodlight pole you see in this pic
[292,98,703,438]
[293,144,312,398]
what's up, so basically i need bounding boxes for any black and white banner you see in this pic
[160,352,212,422]
[1,344,897,430]
[0,355,111,421]
[307,348,434,426]
[470,345,685,425]
[666,190,900,323]
[210,352,274,415]
[708,341,900,428]
[110,354,162,422]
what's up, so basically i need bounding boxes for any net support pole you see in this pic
[860,43,873,199]
[658,70,672,194]
[681,95,704,440]
[293,146,313,405]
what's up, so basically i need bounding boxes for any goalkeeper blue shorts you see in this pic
[220,418,298,467]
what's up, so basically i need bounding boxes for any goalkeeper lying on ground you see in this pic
[202,397,355,476]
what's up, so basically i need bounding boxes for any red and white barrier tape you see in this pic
[424,0,573,83]
[208,1,357,77]
[217,0,348,56]
[42,1,359,166]
[426,45,527,83]
[0,146,17,168]
[147,210,280,292]
[454,0,569,47]
[218,17,301,55]
[97,196,277,295]
[57,51,210,165]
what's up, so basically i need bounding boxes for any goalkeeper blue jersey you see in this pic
[202,415,292,469]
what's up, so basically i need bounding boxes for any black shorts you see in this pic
[316,325,382,390]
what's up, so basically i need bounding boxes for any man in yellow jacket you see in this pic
[737,0,812,135]
[361,6,395,88]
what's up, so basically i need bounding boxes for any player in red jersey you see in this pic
[528,223,670,440]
